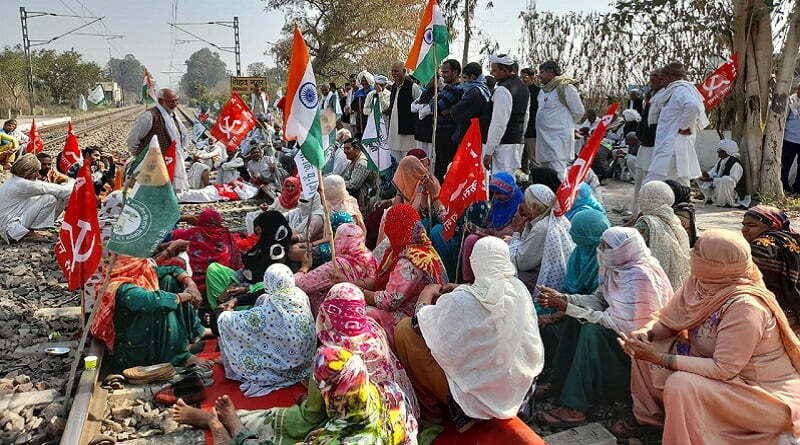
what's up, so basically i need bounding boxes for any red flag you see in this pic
[163,140,177,181]
[210,93,257,152]
[25,118,44,154]
[55,162,102,290]
[58,122,83,173]
[697,53,738,109]
[439,118,487,241]
[554,102,620,217]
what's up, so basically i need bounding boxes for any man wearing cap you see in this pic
[388,61,422,162]
[697,138,750,208]
[482,54,530,174]
[534,60,585,178]
[644,62,708,187]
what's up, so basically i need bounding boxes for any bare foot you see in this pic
[209,408,232,445]
[171,398,213,429]
[183,354,215,368]
[215,395,245,437]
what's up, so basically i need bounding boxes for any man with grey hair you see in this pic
[535,60,584,178]
[483,54,529,174]
[127,88,190,192]
[388,61,422,162]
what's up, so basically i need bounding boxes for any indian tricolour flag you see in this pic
[142,69,156,105]
[405,0,449,85]
[283,28,325,168]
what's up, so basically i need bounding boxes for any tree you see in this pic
[0,46,29,111]
[106,54,146,94]
[247,62,268,77]
[263,0,423,81]
[35,49,103,105]
[612,0,799,198]
[179,48,228,101]
[440,0,494,67]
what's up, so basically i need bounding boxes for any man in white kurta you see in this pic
[0,154,72,243]
[194,137,225,169]
[319,83,342,151]
[697,139,750,208]
[535,61,585,179]
[644,63,709,187]
[484,54,530,174]
[126,88,190,192]
[388,62,422,162]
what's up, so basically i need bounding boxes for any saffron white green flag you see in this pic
[87,85,105,105]
[405,0,449,85]
[142,69,157,105]
[360,96,391,172]
[283,28,325,168]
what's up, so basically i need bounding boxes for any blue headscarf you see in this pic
[488,172,523,229]
[318,212,355,262]
[562,208,610,294]
[430,201,490,280]
[565,182,605,220]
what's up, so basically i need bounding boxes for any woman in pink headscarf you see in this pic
[294,223,377,316]
[171,208,243,293]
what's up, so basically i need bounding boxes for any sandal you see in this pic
[123,363,176,385]
[536,409,586,428]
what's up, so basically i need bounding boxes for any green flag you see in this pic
[359,96,390,172]
[108,144,180,258]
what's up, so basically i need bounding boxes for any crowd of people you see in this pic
[0,53,798,445]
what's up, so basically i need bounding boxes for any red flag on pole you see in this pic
[163,140,177,181]
[554,102,620,217]
[697,53,738,110]
[58,122,83,173]
[438,118,487,241]
[210,93,257,152]
[25,118,44,154]
[55,162,102,290]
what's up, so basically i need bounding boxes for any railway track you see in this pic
[40,106,144,149]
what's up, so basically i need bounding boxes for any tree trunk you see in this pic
[759,0,800,197]
[731,0,750,191]
[742,33,765,193]
[461,0,471,67]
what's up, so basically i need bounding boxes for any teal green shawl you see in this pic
[562,208,610,294]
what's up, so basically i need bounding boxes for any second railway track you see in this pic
[40,106,144,149]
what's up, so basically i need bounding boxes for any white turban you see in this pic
[488,54,516,65]
[718,139,739,155]
[356,70,375,87]
[374,74,389,85]
[622,108,642,123]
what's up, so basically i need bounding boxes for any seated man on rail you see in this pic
[0,154,72,243]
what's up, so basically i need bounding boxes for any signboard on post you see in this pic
[230,76,268,96]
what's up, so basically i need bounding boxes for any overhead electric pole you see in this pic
[169,17,241,75]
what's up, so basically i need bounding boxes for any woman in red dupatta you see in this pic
[171,208,243,294]
[337,204,447,345]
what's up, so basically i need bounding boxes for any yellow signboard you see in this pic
[230,77,268,96]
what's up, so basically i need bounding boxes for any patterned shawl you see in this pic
[638,181,691,290]
[316,283,419,418]
[523,185,574,296]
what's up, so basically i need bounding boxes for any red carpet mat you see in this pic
[197,340,545,445]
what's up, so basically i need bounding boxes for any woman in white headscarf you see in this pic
[285,192,325,243]
[536,227,674,427]
[510,184,574,295]
[634,180,691,290]
[394,236,543,428]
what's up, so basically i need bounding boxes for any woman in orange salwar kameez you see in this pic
[619,229,800,445]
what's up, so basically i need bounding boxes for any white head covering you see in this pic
[373,74,389,85]
[521,185,574,295]
[718,138,739,155]
[286,192,325,232]
[417,236,543,419]
[356,70,375,88]
[597,227,674,333]
[622,108,642,122]
[638,181,691,289]
[488,54,516,65]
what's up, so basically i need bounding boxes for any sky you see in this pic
[2,0,611,89]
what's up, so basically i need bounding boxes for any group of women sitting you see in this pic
[87,159,800,444]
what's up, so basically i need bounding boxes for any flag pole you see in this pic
[316,168,339,275]
[431,45,439,176]
[79,286,86,327]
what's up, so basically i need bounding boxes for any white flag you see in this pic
[87,85,105,105]
[294,150,319,200]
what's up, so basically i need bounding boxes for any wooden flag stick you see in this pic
[316,168,339,275]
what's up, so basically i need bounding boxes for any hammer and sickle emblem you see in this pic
[703,74,730,95]
[219,116,242,139]
[62,219,96,272]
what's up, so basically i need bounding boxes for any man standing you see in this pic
[340,74,357,133]
[627,89,644,115]
[483,54,530,174]
[781,84,800,193]
[126,88,190,192]
[250,86,268,120]
[630,69,666,216]
[428,59,462,180]
[644,62,709,187]
[388,61,422,162]
[319,82,342,151]
[535,60,585,178]
[520,68,541,171]
[451,61,490,153]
